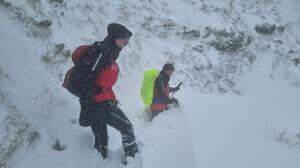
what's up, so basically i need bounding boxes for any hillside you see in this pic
[0,0,300,167]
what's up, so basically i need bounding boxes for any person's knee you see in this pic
[121,122,134,134]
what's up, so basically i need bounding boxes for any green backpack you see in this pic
[140,70,160,107]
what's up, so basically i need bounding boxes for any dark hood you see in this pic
[159,71,170,84]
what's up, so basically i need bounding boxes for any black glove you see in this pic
[169,97,179,106]
[173,86,180,92]
[80,94,91,101]
[94,85,103,94]
[173,82,182,92]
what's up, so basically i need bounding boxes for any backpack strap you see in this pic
[92,53,103,71]
[91,42,114,73]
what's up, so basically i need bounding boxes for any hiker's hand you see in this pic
[81,94,91,100]
[170,98,179,106]
[174,82,182,92]
[173,86,180,92]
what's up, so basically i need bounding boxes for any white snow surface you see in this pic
[1,0,300,168]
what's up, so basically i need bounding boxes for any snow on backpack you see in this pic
[140,70,160,107]
[62,45,94,97]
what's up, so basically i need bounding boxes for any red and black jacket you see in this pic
[91,40,121,103]
[75,40,121,103]
[92,61,119,103]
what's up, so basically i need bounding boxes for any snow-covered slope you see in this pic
[1,0,300,168]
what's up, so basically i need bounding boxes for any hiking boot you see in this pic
[95,144,109,159]
[125,145,138,157]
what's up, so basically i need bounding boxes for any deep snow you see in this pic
[1,0,300,168]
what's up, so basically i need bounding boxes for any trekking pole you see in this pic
[170,82,182,98]
[170,91,176,98]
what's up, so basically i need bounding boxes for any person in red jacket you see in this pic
[150,63,181,119]
[81,23,138,161]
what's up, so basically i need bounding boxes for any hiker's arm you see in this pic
[154,78,171,103]
[169,82,182,92]
[97,63,118,88]
[154,78,164,97]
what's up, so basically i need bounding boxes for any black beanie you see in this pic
[107,23,132,40]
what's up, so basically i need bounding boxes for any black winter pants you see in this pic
[90,100,138,157]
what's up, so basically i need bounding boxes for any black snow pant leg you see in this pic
[106,105,138,157]
[91,121,108,157]
[93,101,138,157]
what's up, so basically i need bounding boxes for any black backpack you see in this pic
[62,43,104,98]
